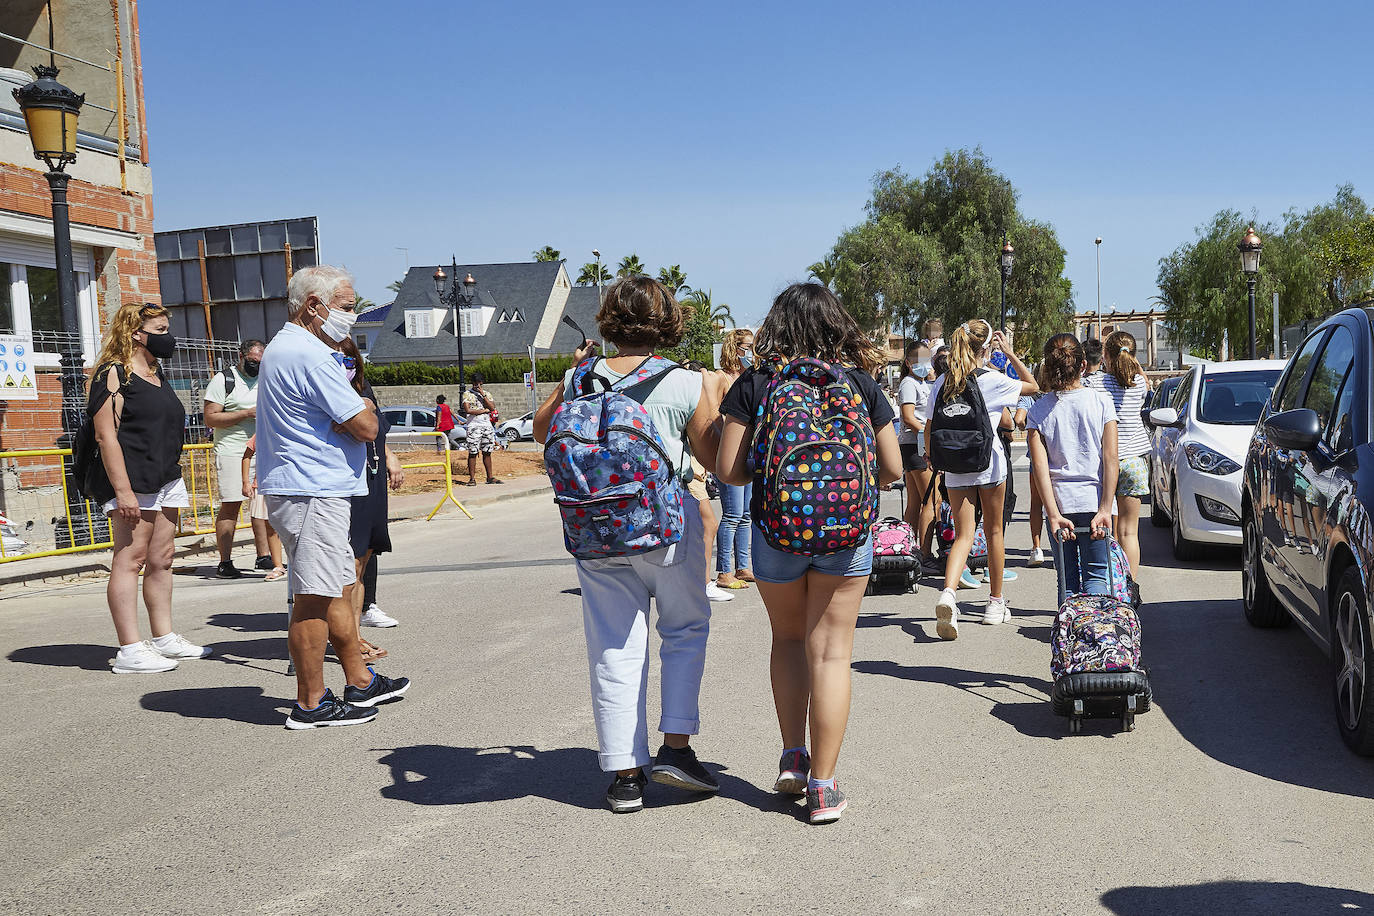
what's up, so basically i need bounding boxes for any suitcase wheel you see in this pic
[1069,715,1083,734]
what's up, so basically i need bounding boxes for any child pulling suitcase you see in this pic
[867,481,920,595]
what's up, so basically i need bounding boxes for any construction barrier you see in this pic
[399,431,473,521]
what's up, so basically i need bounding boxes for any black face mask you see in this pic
[140,331,177,360]
[242,359,260,377]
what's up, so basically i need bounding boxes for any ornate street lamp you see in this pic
[1238,226,1262,360]
[434,259,477,392]
[12,65,86,465]
[998,233,1014,332]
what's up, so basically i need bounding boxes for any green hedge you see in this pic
[366,356,577,386]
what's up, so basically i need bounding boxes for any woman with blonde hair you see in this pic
[925,319,1037,638]
[713,327,756,590]
[89,303,209,673]
[1085,330,1152,575]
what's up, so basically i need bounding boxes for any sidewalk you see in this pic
[0,474,551,592]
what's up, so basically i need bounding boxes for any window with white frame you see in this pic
[0,234,99,366]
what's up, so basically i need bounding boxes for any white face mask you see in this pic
[318,303,357,343]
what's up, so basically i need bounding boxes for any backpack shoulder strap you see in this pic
[223,368,237,398]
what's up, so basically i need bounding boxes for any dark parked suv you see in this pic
[1242,305,1374,754]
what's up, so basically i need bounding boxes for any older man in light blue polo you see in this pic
[257,264,411,729]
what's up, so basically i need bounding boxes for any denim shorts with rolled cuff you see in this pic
[750,524,874,584]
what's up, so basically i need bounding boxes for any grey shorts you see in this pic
[265,495,355,598]
[466,424,497,454]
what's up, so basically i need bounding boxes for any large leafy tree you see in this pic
[818,149,1073,356]
[682,289,733,331]
[617,254,646,277]
[533,245,561,262]
[666,297,721,366]
[657,264,691,295]
[576,262,612,286]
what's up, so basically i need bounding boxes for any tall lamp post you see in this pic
[1094,237,1103,340]
[1238,226,1262,360]
[998,233,1014,332]
[12,66,85,454]
[592,248,603,306]
[433,259,477,392]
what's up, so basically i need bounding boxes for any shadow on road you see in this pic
[1101,880,1374,915]
[7,643,112,671]
[856,612,942,644]
[852,660,1069,739]
[375,744,798,817]
[208,612,286,633]
[140,685,290,726]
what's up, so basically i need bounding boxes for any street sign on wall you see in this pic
[0,334,38,400]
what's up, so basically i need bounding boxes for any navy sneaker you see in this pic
[807,781,848,824]
[606,769,647,813]
[254,555,275,571]
[774,748,811,795]
[343,668,410,707]
[650,744,719,792]
[285,689,377,730]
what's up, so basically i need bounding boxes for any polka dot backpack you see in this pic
[545,355,687,560]
[751,357,879,556]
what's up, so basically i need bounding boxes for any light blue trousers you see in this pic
[715,482,752,574]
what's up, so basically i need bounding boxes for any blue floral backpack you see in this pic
[545,355,687,560]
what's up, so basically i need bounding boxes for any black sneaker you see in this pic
[343,668,410,707]
[650,744,719,792]
[254,555,275,571]
[216,561,243,579]
[807,781,847,824]
[284,689,377,730]
[606,769,647,813]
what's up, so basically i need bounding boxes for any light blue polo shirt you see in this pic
[256,322,368,497]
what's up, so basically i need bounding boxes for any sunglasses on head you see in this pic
[331,353,356,369]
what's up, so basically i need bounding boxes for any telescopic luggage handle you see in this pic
[1054,524,1122,599]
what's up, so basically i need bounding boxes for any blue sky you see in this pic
[142,1,1374,328]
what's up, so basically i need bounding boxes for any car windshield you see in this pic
[1197,369,1282,425]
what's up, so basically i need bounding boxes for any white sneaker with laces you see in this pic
[982,596,1009,625]
[113,641,180,674]
[151,633,211,659]
[1028,548,1045,568]
[935,588,959,640]
[360,604,399,628]
[705,582,735,602]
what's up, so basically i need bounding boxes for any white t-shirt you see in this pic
[896,375,929,447]
[1026,387,1118,515]
[925,368,1023,488]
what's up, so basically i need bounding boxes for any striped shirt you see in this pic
[1086,372,1152,458]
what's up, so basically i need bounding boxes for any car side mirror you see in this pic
[1264,408,1321,452]
[1148,407,1181,429]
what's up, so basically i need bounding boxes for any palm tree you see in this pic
[386,279,404,294]
[577,262,613,286]
[657,264,690,295]
[809,256,838,289]
[533,245,561,262]
[617,254,646,278]
[354,293,377,314]
[683,289,733,331]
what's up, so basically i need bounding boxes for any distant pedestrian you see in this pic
[461,373,502,485]
[534,275,722,814]
[205,339,270,579]
[239,435,285,580]
[716,282,903,824]
[90,302,208,674]
[257,265,410,728]
[433,394,460,450]
[897,342,935,548]
[922,318,946,352]
[1027,334,1119,603]
[1086,330,1153,576]
[713,328,756,591]
[1083,337,1104,380]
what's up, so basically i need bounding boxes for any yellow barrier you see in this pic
[399,431,473,521]
[176,442,251,537]
[0,447,110,562]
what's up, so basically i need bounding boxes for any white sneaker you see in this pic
[112,641,180,674]
[935,588,959,640]
[360,604,399,628]
[705,582,735,602]
[1028,548,1045,568]
[151,633,211,659]
[982,596,1009,625]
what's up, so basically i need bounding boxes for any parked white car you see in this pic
[0,512,30,557]
[1147,359,1285,559]
[496,411,534,445]
[382,405,466,449]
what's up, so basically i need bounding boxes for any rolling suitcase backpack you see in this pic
[866,483,920,595]
[1050,526,1152,733]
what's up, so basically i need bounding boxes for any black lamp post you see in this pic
[434,258,477,392]
[1238,227,1262,360]
[13,66,85,457]
[998,233,1015,332]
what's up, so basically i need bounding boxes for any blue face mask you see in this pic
[914,362,931,377]
[739,351,754,369]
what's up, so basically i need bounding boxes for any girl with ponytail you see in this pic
[924,319,1038,637]
[1086,331,1153,575]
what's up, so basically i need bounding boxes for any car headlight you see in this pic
[1184,442,1241,476]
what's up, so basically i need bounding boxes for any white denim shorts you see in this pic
[102,477,189,516]
[265,495,354,598]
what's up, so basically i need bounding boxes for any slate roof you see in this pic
[355,302,392,324]
[366,261,592,364]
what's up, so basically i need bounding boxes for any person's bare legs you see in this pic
[942,488,980,590]
[289,592,374,708]
[698,498,718,581]
[912,466,935,554]
[980,483,1007,599]
[1117,494,1142,576]
[1029,478,1044,553]
[141,507,179,639]
[467,451,478,482]
[264,522,283,569]
[757,577,810,749]
[482,451,496,482]
[251,516,269,558]
[108,510,156,646]
[803,571,867,780]
[214,501,241,563]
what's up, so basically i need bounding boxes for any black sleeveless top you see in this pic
[91,363,186,494]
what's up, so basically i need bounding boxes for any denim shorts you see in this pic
[750,524,873,583]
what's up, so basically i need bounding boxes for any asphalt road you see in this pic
[3,465,1374,915]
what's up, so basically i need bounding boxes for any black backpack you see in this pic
[70,364,129,504]
[929,368,994,475]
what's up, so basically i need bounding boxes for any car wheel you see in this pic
[1171,482,1200,561]
[1150,473,1169,528]
[1331,566,1374,755]
[1242,505,1287,628]
[501,429,519,445]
